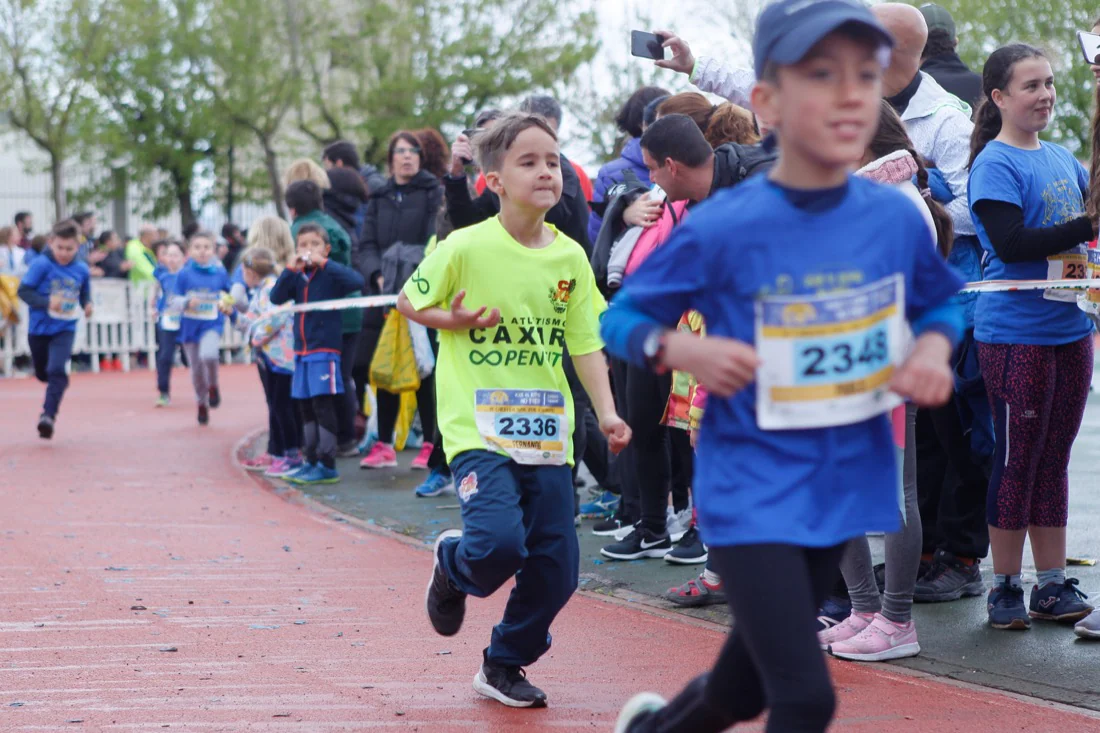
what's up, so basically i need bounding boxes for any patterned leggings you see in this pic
[977,337,1092,530]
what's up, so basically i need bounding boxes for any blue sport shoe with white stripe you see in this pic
[291,464,340,485]
[416,468,456,498]
[579,490,620,519]
[282,462,316,482]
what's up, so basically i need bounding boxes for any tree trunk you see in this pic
[262,138,286,220]
[50,153,66,222]
[177,186,196,228]
[226,142,236,224]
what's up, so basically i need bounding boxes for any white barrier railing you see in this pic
[0,279,251,376]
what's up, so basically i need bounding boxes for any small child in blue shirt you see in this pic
[270,222,365,485]
[152,240,186,407]
[607,2,965,731]
[17,219,93,439]
[171,231,233,425]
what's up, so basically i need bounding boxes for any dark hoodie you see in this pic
[359,169,443,328]
[323,167,370,245]
[921,52,982,110]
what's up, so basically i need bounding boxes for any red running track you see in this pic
[1,365,1098,731]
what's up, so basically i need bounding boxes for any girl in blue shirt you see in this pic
[171,231,232,426]
[968,44,1097,632]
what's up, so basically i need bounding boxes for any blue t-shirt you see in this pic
[969,141,1093,345]
[603,176,964,548]
[20,253,91,336]
[173,260,231,343]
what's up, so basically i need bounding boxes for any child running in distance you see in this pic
[171,231,232,426]
[397,111,630,709]
[17,219,93,439]
[604,1,965,730]
[153,240,186,407]
[270,223,365,485]
[235,245,301,478]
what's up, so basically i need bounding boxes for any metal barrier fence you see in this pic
[0,279,250,376]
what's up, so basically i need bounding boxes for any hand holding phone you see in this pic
[631,30,666,61]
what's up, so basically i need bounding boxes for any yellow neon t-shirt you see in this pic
[403,216,605,466]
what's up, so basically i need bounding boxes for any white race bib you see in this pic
[160,311,181,331]
[755,275,908,431]
[475,389,569,465]
[51,292,81,321]
[1046,246,1087,302]
[183,292,219,321]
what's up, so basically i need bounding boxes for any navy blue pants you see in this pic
[28,330,76,418]
[440,451,579,667]
[155,326,182,395]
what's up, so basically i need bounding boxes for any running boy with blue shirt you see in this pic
[17,219,92,440]
[171,231,232,426]
[270,223,365,486]
[396,112,630,710]
[607,2,965,731]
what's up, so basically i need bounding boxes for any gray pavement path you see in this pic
[258,395,1100,713]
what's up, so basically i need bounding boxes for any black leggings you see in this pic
[377,373,437,445]
[298,395,338,469]
[637,543,845,733]
[257,362,300,457]
[335,332,359,446]
[612,358,673,533]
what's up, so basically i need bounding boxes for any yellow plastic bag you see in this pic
[0,274,20,327]
[394,392,417,451]
[370,311,421,394]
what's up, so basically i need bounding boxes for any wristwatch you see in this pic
[643,327,670,374]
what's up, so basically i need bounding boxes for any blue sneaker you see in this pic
[988,581,1031,630]
[282,462,316,482]
[415,468,455,498]
[291,464,340,485]
[579,490,620,519]
[817,596,852,632]
[1029,578,1093,622]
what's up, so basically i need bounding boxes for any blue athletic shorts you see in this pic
[291,354,344,399]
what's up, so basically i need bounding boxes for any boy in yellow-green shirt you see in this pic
[397,112,630,709]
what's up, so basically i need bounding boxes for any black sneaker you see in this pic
[592,512,633,537]
[875,558,933,594]
[472,649,547,708]
[914,551,984,603]
[37,413,54,440]
[197,404,209,426]
[209,386,221,408]
[426,529,466,636]
[601,527,672,561]
[664,525,707,565]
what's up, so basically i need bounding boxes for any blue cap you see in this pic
[753,0,894,78]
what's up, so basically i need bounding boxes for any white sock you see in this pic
[702,568,722,586]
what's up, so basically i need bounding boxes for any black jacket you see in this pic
[920,53,982,110]
[711,143,776,194]
[323,167,370,243]
[444,154,592,255]
[359,169,442,327]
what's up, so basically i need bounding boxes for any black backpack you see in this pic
[711,142,777,191]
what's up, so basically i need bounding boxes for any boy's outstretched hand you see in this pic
[600,414,632,455]
[450,290,501,329]
[890,333,953,407]
[665,331,760,398]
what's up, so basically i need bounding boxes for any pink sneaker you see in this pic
[828,613,920,661]
[817,611,874,650]
[360,442,398,469]
[411,442,434,471]
[241,453,273,472]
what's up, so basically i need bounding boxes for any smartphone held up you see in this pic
[1079,30,1100,65]
[631,30,666,61]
